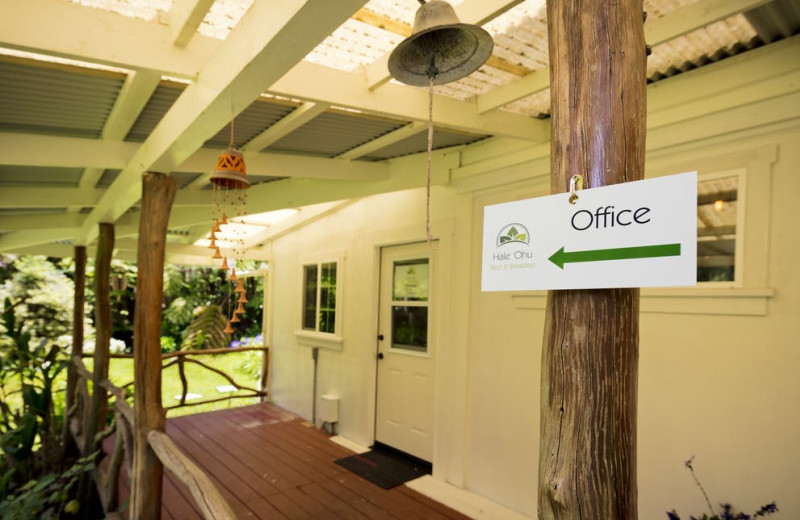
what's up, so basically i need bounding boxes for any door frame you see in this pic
[374,241,437,461]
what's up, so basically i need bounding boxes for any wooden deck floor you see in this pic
[113,403,471,520]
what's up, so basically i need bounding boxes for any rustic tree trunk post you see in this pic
[63,245,86,461]
[131,172,178,520]
[86,223,114,451]
[538,1,647,519]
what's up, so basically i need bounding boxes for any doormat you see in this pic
[334,444,431,489]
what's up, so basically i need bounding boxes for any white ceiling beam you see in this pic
[271,61,548,141]
[0,229,78,251]
[167,148,460,229]
[242,102,330,153]
[76,0,369,246]
[0,213,85,231]
[645,0,772,46]
[0,188,103,208]
[475,0,772,113]
[3,243,81,259]
[0,133,137,169]
[179,148,389,183]
[335,122,427,160]
[76,70,161,192]
[0,132,388,181]
[182,101,332,190]
[0,0,216,78]
[364,0,524,90]
[169,0,216,47]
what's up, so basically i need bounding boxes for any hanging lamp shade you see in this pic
[388,0,493,86]
[223,320,234,334]
[238,292,249,304]
[210,148,251,190]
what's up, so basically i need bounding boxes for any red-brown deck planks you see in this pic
[105,402,473,520]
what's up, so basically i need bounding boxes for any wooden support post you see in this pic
[63,245,86,460]
[131,172,177,520]
[538,1,647,519]
[86,223,114,452]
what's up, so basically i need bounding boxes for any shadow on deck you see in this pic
[109,403,471,520]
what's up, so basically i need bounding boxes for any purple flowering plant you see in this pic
[667,457,778,520]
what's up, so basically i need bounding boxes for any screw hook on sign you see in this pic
[569,174,584,204]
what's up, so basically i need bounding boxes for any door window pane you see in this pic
[391,306,428,352]
[393,259,429,301]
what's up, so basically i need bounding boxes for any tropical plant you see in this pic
[181,305,228,350]
[0,454,94,519]
[0,298,68,487]
[667,457,779,520]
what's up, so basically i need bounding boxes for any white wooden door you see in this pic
[375,242,435,462]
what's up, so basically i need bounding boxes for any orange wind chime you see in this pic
[209,123,250,334]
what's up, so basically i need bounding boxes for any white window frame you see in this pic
[294,254,344,350]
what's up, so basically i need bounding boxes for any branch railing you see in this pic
[66,346,269,520]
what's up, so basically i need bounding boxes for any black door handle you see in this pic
[378,334,384,341]
[377,352,384,360]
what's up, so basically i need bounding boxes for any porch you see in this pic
[107,402,470,520]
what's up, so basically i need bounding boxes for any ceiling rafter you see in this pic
[335,121,427,160]
[354,6,531,77]
[0,133,390,181]
[270,61,548,141]
[70,0,370,247]
[364,0,525,90]
[169,0,217,47]
[0,0,216,78]
[0,0,537,142]
[475,0,774,113]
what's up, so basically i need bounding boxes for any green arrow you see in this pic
[549,243,681,269]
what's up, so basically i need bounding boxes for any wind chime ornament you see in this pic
[209,124,250,334]
[388,0,493,243]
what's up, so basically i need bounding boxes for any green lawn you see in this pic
[97,350,264,417]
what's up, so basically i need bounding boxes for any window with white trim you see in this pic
[302,261,338,334]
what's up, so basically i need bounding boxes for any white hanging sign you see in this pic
[481,171,697,291]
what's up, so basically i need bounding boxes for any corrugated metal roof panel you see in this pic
[0,57,123,138]
[124,84,184,142]
[0,165,83,187]
[363,129,489,161]
[267,111,407,157]
[746,0,800,42]
[204,100,297,149]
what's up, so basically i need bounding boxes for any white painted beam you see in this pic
[0,0,216,78]
[0,133,138,169]
[76,0,368,246]
[0,133,389,181]
[179,148,389,183]
[167,149,460,229]
[0,188,103,208]
[242,102,330,153]
[364,0,524,90]
[181,101,330,191]
[169,0,216,47]
[76,71,161,192]
[0,213,85,231]
[646,0,772,46]
[336,122,427,160]
[475,0,772,112]
[0,229,79,251]
[271,61,548,141]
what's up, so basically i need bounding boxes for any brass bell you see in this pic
[388,0,493,86]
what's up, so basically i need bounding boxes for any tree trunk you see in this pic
[62,245,86,461]
[538,1,647,519]
[86,223,114,452]
[131,172,178,520]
